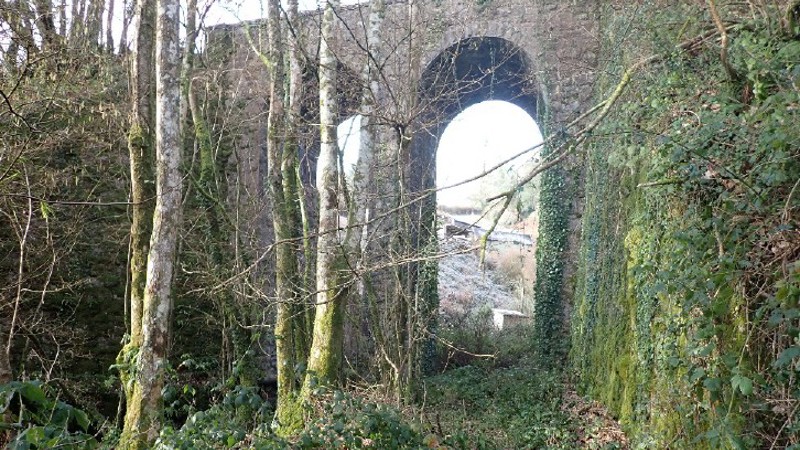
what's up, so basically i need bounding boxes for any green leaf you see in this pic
[73,408,90,431]
[703,377,722,392]
[20,382,47,406]
[39,201,52,220]
[774,346,800,369]
[696,342,716,357]
[689,367,706,383]
[731,374,753,396]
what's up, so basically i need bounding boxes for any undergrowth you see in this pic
[3,325,626,449]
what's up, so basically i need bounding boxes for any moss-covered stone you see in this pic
[570,3,800,448]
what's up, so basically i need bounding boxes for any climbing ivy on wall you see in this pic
[572,3,800,449]
[532,150,569,360]
[529,71,575,361]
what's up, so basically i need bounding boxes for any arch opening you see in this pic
[412,36,541,201]
[411,36,544,322]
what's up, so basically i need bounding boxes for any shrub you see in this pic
[299,389,424,448]
[155,385,276,449]
[0,380,98,449]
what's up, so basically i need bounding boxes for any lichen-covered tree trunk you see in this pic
[303,0,347,393]
[116,0,155,426]
[119,0,181,444]
[267,0,306,433]
[285,0,311,369]
[351,0,408,399]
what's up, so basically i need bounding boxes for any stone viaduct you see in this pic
[205,0,600,328]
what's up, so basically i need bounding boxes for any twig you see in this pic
[783,178,800,224]
[8,168,33,356]
[1,193,144,207]
[429,332,495,359]
[637,178,684,188]
[769,401,799,450]
[0,87,34,131]
[707,0,738,81]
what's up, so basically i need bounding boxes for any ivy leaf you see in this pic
[731,374,753,396]
[689,367,706,383]
[703,377,722,392]
[773,346,800,369]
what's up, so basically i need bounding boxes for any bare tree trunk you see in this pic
[69,0,82,45]
[106,0,115,51]
[32,0,58,52]
[119,0,181,443]
[285,0,310,369]
[303,0,346,392]
[349,0,384,255]
[58,0,66,36]
[180,0,196,129]
[349,0,406,400]
[85,0,105,47]
[120,0,131,55]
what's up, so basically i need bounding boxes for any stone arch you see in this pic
[419,25,532,78]
[411,36,542,198]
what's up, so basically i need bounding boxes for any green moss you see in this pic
[274,393,305,437]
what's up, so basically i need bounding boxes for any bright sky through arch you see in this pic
[436,100,543,209]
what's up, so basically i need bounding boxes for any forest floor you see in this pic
[419,336,630,449]
[427,234,628,449]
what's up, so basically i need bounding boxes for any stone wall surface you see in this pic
[208,0,600,126]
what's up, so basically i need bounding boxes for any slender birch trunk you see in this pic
[119,0,181,443]
[352,0,384,248]
[69,0,82,45]
[353,0,418,401]
[303,0,346,392]
[58,0,66,36]
[180,0,196,129]
[120,0,131,55]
